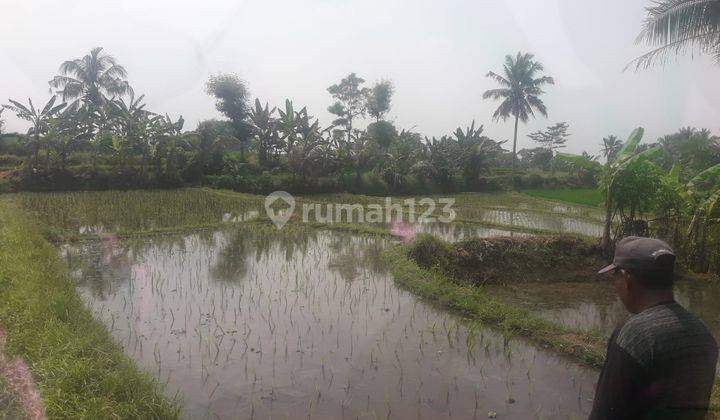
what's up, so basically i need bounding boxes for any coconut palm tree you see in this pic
[48,47,133,111]
[600,135,624,161]
[630,0,720,70]
[483,52,554,172]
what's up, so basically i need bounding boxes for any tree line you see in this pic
[0,47,573,194]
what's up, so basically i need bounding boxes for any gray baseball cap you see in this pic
[598,236,676,274]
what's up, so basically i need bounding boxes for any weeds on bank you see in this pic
[0,200,179,419]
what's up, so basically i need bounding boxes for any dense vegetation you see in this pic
[0,48,597,195]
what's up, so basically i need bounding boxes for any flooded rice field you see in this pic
[39,189,717,418]
[484,280,720,344]
[62,228,598,419]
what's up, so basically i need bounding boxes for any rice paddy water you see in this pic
[17,189,716,418]
[62,228,597,419]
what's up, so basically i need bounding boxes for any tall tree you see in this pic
[630,0,720,70]
[600,135,624,161]
[483,52,554,172]
[327,73,370,141]
[657,127,720,179]
[3,96,66,167]
[0,108,4,135]
[205,74,252,160]
[366,79,394,122]
[48,47,133,111]
[528,122,569,174]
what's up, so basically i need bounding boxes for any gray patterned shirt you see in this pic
[590,301,718,419]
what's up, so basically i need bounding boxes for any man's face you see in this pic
[611,268,635,313]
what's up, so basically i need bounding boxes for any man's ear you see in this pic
[622,270,635,292]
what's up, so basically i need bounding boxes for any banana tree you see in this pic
[107,94,163,174]
[287,108,328,176]
[47,107,94,170]
[277,99,297,155]
[453,120,506,183]
[3,96,66,167]
[598,127,663,253]
[684,163,720,269]
[148,114,185,178]
[249,99,279,168]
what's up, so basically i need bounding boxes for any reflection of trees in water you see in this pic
[211,229,250,282]
[65,241,135,299]
[69,226,391,297]
[210,226,318,283]
[327,235,387,281]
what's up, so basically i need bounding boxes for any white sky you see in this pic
[2,0,719,156]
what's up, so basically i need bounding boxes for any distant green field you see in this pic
[522,188,604,207]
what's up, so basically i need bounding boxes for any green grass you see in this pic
[0,199,179,419]
[17,188,262,236]
[17,189,605,244]
[382,244,606,367]
[522,188,604,207]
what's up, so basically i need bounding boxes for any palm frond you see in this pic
[526,96,548,118]
[627,30,720,70]
[631,0,720,68]
[482,88,510,100]
[491,99,513,122]
[485,71,510,87]
[639,0,719,45]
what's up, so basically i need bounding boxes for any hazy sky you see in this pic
[2,0,719,155]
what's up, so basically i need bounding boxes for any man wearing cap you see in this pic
[590,236,718,419]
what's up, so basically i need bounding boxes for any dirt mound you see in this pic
[409,234,606,285]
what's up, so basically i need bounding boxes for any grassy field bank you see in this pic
[0,199,179,419]
[382,244,606,367]
[522,188,603,207]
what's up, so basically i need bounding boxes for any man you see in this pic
[590,236,718,420]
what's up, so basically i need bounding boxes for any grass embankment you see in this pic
[0,199,179,419]
[522,188,603,207]
[383,243,606,367]
[409,234,606,285]
[385,234,720,413]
